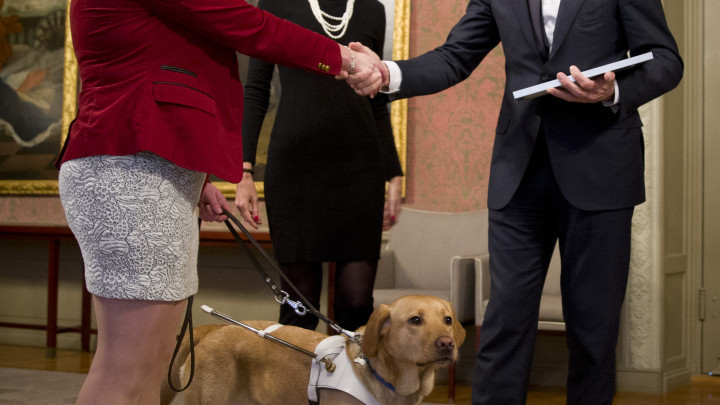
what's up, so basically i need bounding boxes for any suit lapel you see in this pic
[510,0,547,62]
[549,0,585,58]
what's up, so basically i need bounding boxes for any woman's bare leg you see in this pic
[76,296,187,405]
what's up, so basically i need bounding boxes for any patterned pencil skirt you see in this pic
[58,152,206,301]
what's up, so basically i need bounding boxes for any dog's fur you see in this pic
[161,295,466,405]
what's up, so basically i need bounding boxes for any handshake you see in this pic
[337,42,389,98]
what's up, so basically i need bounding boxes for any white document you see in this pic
[513,52,654,101]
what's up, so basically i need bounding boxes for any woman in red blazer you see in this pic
[56,0,379,403]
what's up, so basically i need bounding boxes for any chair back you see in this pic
[386,208,488,290]
[543,243,562,295]
[538,242,565,329]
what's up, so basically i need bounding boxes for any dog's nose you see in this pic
[436,336,455,352]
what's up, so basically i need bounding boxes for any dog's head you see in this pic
[361,295,466,369]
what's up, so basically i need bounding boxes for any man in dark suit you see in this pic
[346,0,683,403]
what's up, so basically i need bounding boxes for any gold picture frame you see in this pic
[0,0,408,197]
[0,0,77,195]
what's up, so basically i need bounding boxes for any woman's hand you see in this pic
[198,182,230,222]
[234,168,262,229]
[382,176,403,231]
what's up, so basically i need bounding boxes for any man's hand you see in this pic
[198,182,230,223]
[547,65,616,103]
[336,42,388,97]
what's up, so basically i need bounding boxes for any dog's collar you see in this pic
[349,337,396,393]
[364,357,396,393]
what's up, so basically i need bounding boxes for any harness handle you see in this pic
[201,305,336,372]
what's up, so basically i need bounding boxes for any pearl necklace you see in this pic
[307,0,355,40]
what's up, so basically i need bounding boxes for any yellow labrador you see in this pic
[161,295,466,405]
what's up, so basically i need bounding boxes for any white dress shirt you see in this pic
[542,0,561,51]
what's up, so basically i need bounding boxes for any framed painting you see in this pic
[0,0,409,197]
[0,0,74,195]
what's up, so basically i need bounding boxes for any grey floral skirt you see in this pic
[59,152,206,301]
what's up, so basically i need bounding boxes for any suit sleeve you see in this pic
[614,0,683,118]
[144,0,342,76]
[395,0,500,99]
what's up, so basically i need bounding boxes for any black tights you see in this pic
[278,260,378,332]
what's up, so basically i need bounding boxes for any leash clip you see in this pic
[274,290,307,316]
[287,298,307,316]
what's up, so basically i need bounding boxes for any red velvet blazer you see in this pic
[58,0,342,183]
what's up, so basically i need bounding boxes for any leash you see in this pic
[220,209,358,342]
[167,295,195,392]
[167,217,202,392]
[167,209,360,392]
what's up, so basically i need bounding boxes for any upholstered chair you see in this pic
[474,241,566,351]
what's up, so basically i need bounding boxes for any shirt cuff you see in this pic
[602,79,620,108]
[383,61,402,94]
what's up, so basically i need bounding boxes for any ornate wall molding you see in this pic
[623,101,661,369]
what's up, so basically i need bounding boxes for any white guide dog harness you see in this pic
[307,334,380,404]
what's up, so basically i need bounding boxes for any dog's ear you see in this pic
[361,304,390,357]
[451,308,466,347]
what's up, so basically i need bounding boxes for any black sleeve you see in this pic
[241,55,275,166]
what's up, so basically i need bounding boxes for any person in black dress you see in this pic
[235,0,403,331]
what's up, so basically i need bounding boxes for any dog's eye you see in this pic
[408,316,422,325]
[445,316,453,325]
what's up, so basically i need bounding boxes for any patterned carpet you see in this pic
[0,368,187,405]
[0,367,445,404]
[0,367,84,404]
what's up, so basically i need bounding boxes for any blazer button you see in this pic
[541,74,549,80]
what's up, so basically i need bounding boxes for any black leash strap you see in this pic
[167,295,195,392]
[221,209,351,338]
[222,213,289,306]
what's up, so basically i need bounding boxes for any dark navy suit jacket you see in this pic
[394,0,683,210]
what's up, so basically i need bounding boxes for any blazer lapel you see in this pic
[510,0,548,62]
[549,0,585,58]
